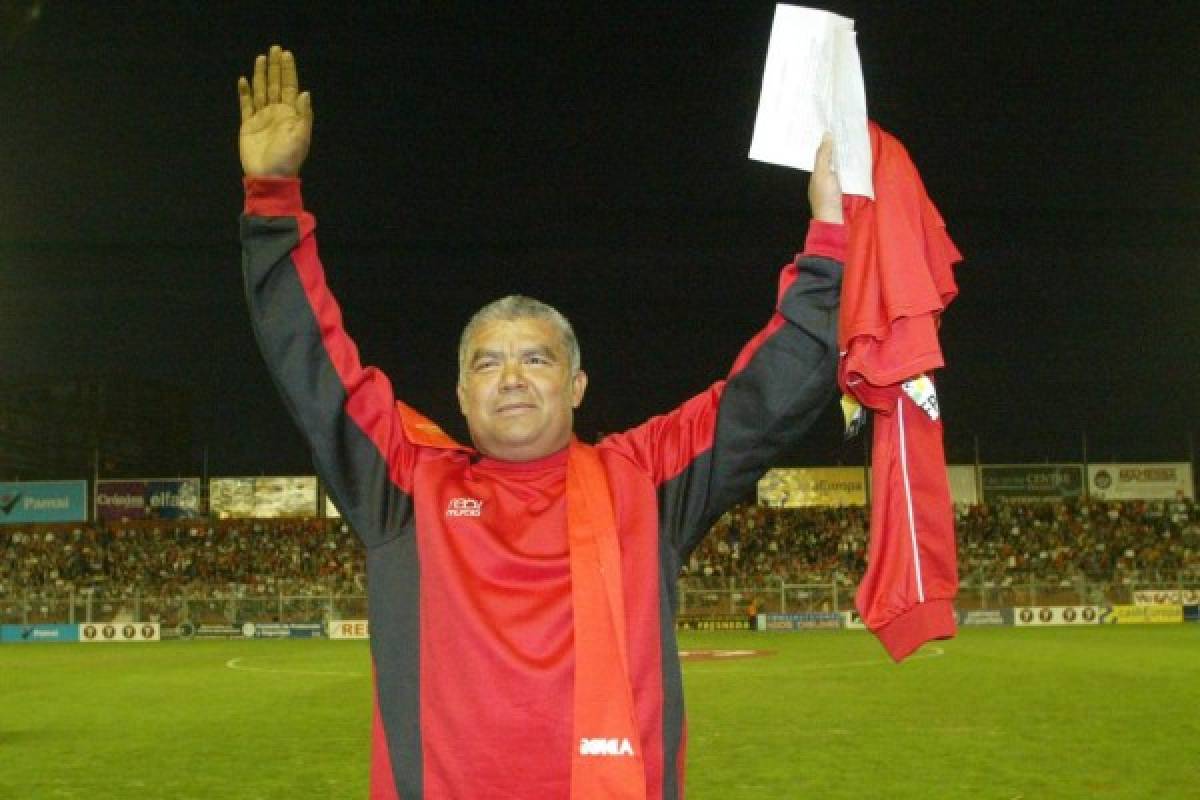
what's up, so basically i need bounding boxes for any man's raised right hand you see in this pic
[237,45,312,177]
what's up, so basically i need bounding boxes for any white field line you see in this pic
[225,656,363,678]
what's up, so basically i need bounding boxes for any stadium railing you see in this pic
[3,574,1198,628]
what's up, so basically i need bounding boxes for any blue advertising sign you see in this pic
[760,613,843,631]
[240,622,325,639]
[0,481,87,524]
[0,624,80,643]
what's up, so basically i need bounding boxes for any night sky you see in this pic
[1,2,1197,478]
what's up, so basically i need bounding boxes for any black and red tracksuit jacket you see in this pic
[241,177,843,799]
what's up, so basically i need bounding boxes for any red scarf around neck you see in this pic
[395,403,647,799]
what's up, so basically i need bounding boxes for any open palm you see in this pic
[237,46,312,177]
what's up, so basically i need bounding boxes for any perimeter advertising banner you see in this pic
[760,612,843,631]
[241,622,324,639]
[95,478,201,520]
[328,619,370,640]
[0,624,80,643]
[0,481,87,524]
[980,465,1084,504]
[757,467,867,507]
[1103,605,1183,625]
[209,476,318,518]
[1013,606,1103,626]
[1087,463,1193,501]
[1133,589,1200,606]
[78,623,161,642]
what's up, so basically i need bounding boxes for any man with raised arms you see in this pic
[238,45,844,800]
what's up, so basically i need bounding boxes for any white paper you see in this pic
[749,4,873,198]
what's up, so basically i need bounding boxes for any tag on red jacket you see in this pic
[901,375,939,420]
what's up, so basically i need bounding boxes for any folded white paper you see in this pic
[749,4,873,198]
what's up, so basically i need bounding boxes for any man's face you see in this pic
[457,317,587,462]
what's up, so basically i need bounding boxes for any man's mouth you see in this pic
[496,402,536,415]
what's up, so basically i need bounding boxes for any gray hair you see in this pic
[457,295,581,382]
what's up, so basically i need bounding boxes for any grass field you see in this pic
[2,626,1197,799]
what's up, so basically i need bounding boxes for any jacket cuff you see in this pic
[243,177,304,216]
[802,220,847,262]
[873,598,956,663]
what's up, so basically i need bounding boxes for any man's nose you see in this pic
[499,360,527,388]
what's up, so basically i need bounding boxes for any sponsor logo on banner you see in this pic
[676,615,753,632]
[0,481,88,524]
[1087,463,1193,501]
[1133,589,1200,606]
[328,620,370,640]
[761,613,842,631]
[1104,605,1183,625]
[956,609,1010,626]
[78,623,161,642]
[981,466,1083,504]
[241,622,324,639]
[757,467,867,508]
[210,476,318,519]
[1013,606,1102,626]
[95,479,201,520]
[0,624,80,643]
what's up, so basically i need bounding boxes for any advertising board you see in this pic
[328,619,370,640]
[760,612,842,631]
[210,476,318,518]
[78,623,161,642]
[240,622,324,639]
[1013,606,1102,626]
[1087,463,1193,501]
[757,467,867,507]
[1103,605,1183,625]
[981,466,1083,504]
[0,481,88,524]
[95,478,201,520]
[0,624,80,643]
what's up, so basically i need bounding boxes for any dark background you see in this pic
[1,1,1197,477]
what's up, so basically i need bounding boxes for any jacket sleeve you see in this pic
[602,222,845,559]
[240,177,417,549]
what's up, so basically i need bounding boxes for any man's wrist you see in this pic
[803,220,847,261]
[243,176,304,216]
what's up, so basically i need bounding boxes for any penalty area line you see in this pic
[225,656,363,678]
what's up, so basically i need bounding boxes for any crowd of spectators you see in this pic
[0,518,364,624]
[682,497,1199,591]
[2,498,1197,620]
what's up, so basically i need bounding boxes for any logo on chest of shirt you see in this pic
[445,497,484,517]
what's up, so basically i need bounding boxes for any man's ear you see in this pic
[571,370,588,409]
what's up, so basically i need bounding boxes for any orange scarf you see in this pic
[396,404,646,799]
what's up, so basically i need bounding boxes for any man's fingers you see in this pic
[814,134,834,172]
[267,45,282,104]
[252,54,267,110]
[281,49,299,106]
[297,90,313,124]
[237,76,255,123]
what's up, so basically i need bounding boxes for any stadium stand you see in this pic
[1,499,1196,626]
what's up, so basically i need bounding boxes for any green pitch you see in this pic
[1,626,1197,799]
